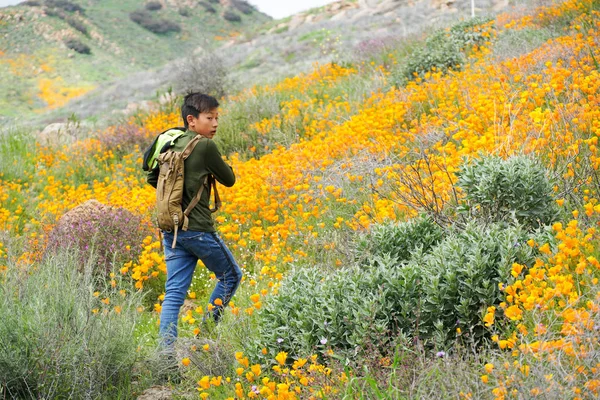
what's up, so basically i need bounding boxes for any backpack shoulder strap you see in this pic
[207,175,221,213]
[182,175,209,230]
[181,135,201,159]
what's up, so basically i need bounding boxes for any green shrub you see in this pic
[402,31,464,81]
[413,223,544,347]
[355,215,444,266]
[0,251,143,398]
[456,155,559,229]
[64,37,91,54]
[400,17,493,83]
[223,10,241,22]
[199,1,216,13]
[174,50,228,98]
[232,0,253,14]
[250,223,546,362]
[129,9,181,34]
[65,16,88,35]
[45,0,85,13]
[448,17,494,49]
[250,260,415,363]
[145,1,162,11]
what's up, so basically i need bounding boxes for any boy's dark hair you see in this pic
[181,93,219,128]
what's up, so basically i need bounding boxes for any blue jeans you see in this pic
[159,230,242,347]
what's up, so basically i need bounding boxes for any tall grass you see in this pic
[0,127,36,184]
[0,249,145,399]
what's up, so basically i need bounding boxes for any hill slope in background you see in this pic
[0,0,270,117]
[1,0,514,125]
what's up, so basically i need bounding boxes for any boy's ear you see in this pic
[186,114,195,126]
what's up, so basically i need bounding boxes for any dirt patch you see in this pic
[137,385,173,400]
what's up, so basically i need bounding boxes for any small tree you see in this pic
[174,49,228,98]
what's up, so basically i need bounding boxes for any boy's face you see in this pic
[187,108,219,139]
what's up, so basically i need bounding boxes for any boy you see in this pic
[146,92,243,347]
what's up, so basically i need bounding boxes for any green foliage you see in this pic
[223,10,242,22]
[412,223,546,347]
[400,17,493,83]
[199,1,216,13]
[250,261,412,363]
[251,223,546,362]
[174,50,228,98]
[0,250,143,398]
[457,155,559,229]
[355,215,444,266]
[45,0,85,14]
[492,27,556,60]
[299,29,329,43]
[214,90,285,155]
[232,0,254,15]
[129,9,182,34]
[65,15,88,35]
[448,17,494,49]
[145,1,162,11]
[0,128,36,184]
[402,31,465,81]
[342,346,489,399]
[64,37,91,54]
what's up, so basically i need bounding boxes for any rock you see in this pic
[37,122,79,146]
[330,10,348,21]
[288,14,305,30]
[121,100,153,116]
[330,2,343,12]
[351,8,373,19]
[373,0,403,15]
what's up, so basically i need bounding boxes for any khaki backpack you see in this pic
[155,135,220,248]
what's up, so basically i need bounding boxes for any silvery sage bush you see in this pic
[249,257,418,364]
[412,223,553,347]
[251,222,553,362]
[355,214,444,266]
[457,155,559,229]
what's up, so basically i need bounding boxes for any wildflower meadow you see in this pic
[1,0,600,398]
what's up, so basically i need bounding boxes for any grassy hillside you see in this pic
[2,0,600,398]
[0,0,269,117]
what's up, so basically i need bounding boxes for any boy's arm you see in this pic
[147,167,159,188]
[205,140,235,187]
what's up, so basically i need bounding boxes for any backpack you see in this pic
[145,130,220,248]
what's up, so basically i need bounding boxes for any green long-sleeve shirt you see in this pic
[147,131,235,232]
